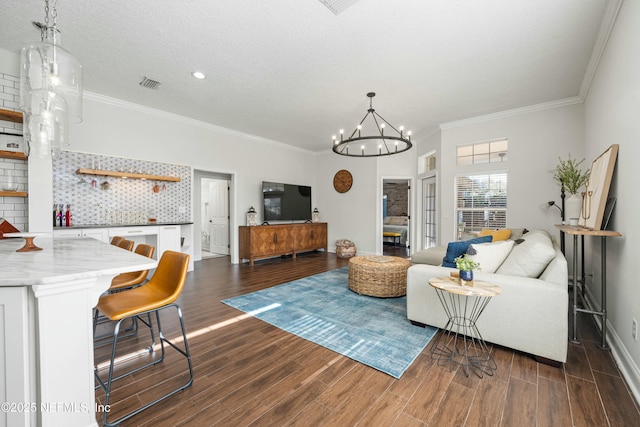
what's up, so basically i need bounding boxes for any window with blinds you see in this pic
[455,172,507,237]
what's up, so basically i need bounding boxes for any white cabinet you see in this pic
[158,225,181,256]
[81,228,108,242]
[53,228,108,242]
[53,229,83,238]
[53,225,193,271]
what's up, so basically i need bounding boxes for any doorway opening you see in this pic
[195,170,232,261]
[382,178,411,257]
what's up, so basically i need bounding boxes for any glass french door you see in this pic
[422,176,436,249]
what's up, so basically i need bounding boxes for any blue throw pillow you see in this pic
[442,236,493,268]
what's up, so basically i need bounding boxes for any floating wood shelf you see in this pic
[0,150,28,161]
[0,108,23,123]
[76,168,181,182]
[0,191,27,197]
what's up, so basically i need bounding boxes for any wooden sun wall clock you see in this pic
[333,169,353,193]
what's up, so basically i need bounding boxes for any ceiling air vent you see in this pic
[317,0,361,15]
[139,76,161,89]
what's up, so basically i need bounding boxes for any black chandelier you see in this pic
[332,92,412,157]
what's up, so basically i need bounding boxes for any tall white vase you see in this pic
[565,194,582,225]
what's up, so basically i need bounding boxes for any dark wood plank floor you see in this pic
[94,252,640,426]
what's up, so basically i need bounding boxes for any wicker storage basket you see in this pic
[348,256,411,297]
[335,239,357,258]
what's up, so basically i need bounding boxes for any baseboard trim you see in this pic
[584,287,640,405]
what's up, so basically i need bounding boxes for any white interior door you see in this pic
[203,178,229,255]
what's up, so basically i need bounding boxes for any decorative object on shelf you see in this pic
[333,169,353,193]
[246,206,257,226]
[312,207,320,223]
[454,253,480,285]
[0,169,19,191]
[20,0,83,158]
[335,239,357,258]
[0,133,24,153]
[553,155,590,225]
[332,92,412,157]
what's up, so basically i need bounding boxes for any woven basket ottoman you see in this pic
[348,255,412,297]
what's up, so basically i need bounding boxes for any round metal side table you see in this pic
[428,276,501,378]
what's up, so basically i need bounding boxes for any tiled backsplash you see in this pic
[53,151,191,226]
[0,72,27,231]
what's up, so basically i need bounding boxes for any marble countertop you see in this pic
[0,236,157,286]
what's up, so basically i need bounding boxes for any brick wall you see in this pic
[383,181,409,217]
[0,73,28,231]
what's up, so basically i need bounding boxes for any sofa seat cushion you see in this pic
[496,230,556,278]
[467,240,515,273]
[442,235,493,268]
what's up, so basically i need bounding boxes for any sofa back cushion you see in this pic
[442,235,493,268]
[478,228,512,241]
[467,240,515,273]
[496,230,556,278]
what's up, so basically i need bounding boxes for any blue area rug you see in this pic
[221,267,437,378]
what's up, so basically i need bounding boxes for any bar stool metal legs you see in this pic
[94,303,193,427]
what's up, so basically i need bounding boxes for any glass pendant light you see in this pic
[20,0,82,157]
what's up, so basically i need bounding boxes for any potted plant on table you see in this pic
[553,155,590,225]
[454,254,480,284]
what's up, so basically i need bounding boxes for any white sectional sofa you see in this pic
[407,230,569,364]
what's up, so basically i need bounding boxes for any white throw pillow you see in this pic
[467,240,515,273]
[496,230,556,278]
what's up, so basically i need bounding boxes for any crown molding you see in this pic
[579,0,624,100]
[83,91,316,156]
[439,96,583,130]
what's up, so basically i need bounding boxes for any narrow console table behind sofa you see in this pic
[556,224,622,349]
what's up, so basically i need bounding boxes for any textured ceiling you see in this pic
[0,0,610,153]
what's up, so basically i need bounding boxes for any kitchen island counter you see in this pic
[0,237,157,427]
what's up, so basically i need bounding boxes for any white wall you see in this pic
[583,0,640,399]
[69,95,319,263]
[439,102,584,245]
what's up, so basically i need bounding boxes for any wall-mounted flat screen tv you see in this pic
[262,181,312,221]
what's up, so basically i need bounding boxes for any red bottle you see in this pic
[65,204,72,227]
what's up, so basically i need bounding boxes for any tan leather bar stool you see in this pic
[110,236,125,246]
[93,251,193,427]
[116,239,134,251]
[109,243,155,291]
[94,244,156,342]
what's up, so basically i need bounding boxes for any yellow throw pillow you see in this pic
[479,228,512,241]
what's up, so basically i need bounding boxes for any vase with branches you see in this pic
[553,155,590,224]
[553,155,590,195]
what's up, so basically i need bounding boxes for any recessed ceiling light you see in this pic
[191,71,206,79]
